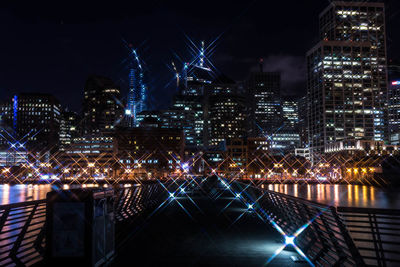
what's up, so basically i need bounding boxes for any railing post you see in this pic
[331,207,366,267]
[369,213,385,267]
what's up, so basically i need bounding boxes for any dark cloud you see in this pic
[252,55,307,96]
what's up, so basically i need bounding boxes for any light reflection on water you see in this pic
[1,183,400,209]
[264,184,400,209]
[0,184,104,205]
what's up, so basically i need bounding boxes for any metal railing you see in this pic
[0,182,167,266]
[238,182,400,267]
[114,182,166,222]
[0,200,46,267]
[251,187,363,266]
[338,207,400,267]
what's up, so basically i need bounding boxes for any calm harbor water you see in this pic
[263,183,400,209]
[0,184,108,205]
[1,183,400,209]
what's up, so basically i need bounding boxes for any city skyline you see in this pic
[1,2,400,267]
[2,0,400,112]
[1,1,400,158]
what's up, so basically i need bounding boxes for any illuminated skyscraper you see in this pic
[246,71,281,137]
[82,75,123,134]
[208,93,246,147]
[307,1,388,154]
[281,97,299,130]
[297,96,309,147]
[172,95,204,148]
[125,47,147,127]
[0,100,13,148]
[170,41,214,149]
[59,110,79,151]
[9,93,61,152]
[388,61,400,144]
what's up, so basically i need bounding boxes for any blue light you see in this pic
[285,236,295,246]
[236,193,241,198]
[13,95,17,131]
[182,163,189,171]
[247,203,254,210]
[125,46,147,126]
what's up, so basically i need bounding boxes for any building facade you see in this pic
[82,75,123,135]
[11,93,61,152]
[307,1,388,154]
[208,93,246,147]
[388,61,400,145]
[59,110,79,151]
[246,72,281,137]
[281,97,299,130]
[113,127,184,173]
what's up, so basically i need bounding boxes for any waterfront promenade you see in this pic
[1,177,399,266]
[113,181,307,266]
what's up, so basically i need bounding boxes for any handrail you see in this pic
[0,181,168,267]
[0,199,47,210]
[0,200,46,266]
[237,182,400,267]
[338,207,400,266]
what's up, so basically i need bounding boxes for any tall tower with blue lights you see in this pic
[125,45,147,127]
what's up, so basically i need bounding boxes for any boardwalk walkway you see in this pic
[112,180,308,266]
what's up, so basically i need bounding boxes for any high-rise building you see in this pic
[388,61,400,144]
[207,75,247,148]
[246,72,281,137]
[59,110,79,151]
[208,93,246,147]
[82,75,123,135]
[0,100,13,148]
[170,41,218,149]
[388,61,400,145]
[125,48,147,127]
[298,96,309,147]
[281,97,299,130]
[161,109,196,146]
[172,95,204,148]
[307,1,388,154]
[10,93,61,152]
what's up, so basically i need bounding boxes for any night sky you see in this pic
[1,0,400,112]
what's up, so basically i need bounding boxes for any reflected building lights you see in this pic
[334,184,339,205]
[362,186,368,206]
[355,185,359,203]
[348,185,352,203]
[307,184,311,200]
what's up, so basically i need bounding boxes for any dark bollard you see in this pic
[45,189,115,266]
